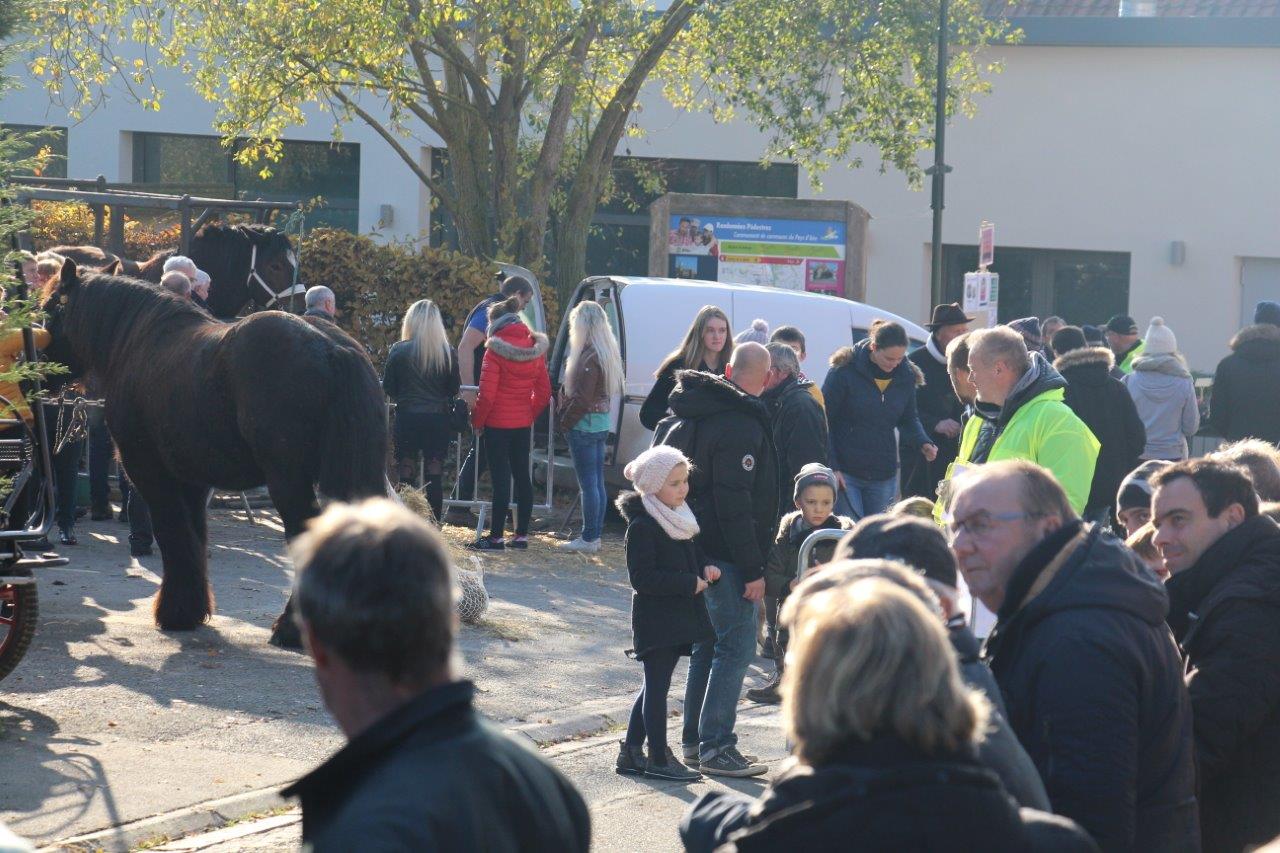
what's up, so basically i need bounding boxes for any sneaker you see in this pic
[644,748,702,782]
[683,744,757,766]
[465,537,505,551]
[700,749,767,778]
[558,538,600,554]
[615,741,646,776]
[746,674,782,705]
[506,536,529,550]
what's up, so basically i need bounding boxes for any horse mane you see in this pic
[66,271,213,379]
[135,250,173,282]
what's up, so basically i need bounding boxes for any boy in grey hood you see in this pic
[1124,318,1199,460]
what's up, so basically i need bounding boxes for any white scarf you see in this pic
[641,495,700,540]
[926,333,947,365]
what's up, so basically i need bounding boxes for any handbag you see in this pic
[449,397,472,433]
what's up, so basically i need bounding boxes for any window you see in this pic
[1,124,68,178]
[941,245,1130,327]
[132,132,360,231]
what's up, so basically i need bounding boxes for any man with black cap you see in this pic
[903,303,972,499]
[1210,300,1280,445]
[1105,314,1145,375]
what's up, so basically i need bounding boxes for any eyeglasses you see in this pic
[945,511,1042,542]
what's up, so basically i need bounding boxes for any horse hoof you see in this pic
[268,627,304,651]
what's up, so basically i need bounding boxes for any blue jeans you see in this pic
[567,428,608,542]
[682,559,757,760]
[836,472,897,521]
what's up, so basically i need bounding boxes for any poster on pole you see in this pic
[963,271,1000,328]
[667,215,846,293]
[979,221,995,269]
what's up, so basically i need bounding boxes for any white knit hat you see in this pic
[623,446,690,495]
[734,318,770,346]
[1144,317,1178,356]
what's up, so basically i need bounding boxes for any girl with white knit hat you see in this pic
[613,445,718,782]
[1124,317,1200,460]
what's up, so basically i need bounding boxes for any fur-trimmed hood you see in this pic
[829,339,925,387]
[1230,323,1280,362]
[615,489,647,523]
[485,322,550,362]
[1053,345,1115,373]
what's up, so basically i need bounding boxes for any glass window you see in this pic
[1,124,69,178]
[1052,254,1130,326]
[715,162,799,198]
[587,223,649,277]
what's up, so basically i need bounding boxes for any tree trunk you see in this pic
[552,202,593,308]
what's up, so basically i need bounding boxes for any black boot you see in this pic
[746,672,783,705]
[615,741,646,776]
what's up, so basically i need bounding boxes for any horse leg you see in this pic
[129,467,214,631]
[264,475,321,650]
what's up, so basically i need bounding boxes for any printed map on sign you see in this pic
[667,215,846,293]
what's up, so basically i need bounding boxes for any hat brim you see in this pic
[927,316,975,331]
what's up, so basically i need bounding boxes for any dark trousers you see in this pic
[392,410,453,520]
[625,646,681,760]
[482,426,532,539]
[43,411,83,532]
[123,473,153,550]
[87,412,113,513]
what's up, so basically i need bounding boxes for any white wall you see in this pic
[5,43,1279,369]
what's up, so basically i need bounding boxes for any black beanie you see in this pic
[838,514,957,589]
[1051,326,1088,357]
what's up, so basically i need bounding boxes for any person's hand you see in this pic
[704,565,721,583]
[935,418,962,438]
[788,578,797,591]
[743,578,765,603]
[461,389,478,408]
[695,577,709,595]
[921,443,939,462]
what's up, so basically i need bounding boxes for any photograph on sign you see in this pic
[667,214,846,292]
[979,222,995,268]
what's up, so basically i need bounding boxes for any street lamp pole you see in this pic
[928,0,950,306]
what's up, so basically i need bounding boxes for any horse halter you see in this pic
[246,245,305,309]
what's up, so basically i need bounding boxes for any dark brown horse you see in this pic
[41,261,388,642]
[49,223,301,320]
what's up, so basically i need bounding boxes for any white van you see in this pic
[548,276,928,489]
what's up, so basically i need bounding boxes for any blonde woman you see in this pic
[557,301,623,553]
[639,305,732,430]
[681,568,1096,852]
[382,299,460,520]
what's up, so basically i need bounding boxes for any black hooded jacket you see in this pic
[615,491,716,660]
[1210,323,1280,444]
[1166,514,1280,853]
[1054,346,1146,516]
[903,335,965,498]
[654,370,778,581]
[762,374,828,514]
[985,523,1200,853]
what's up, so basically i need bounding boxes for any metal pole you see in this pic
[928,0,949,307]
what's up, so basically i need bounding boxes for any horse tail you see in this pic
[318,344,390,502]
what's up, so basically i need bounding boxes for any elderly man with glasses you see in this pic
[947,459,1199,853]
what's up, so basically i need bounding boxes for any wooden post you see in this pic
[106,204,126,256]
[92,204,104,247]
[179,195,192,254]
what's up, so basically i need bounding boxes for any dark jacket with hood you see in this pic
[762,374,828,514]
[283,681,590,852]
[904,334,965,497]
[680,737,1098,853]
[822,339,930,481]
[1054,346,1147,517]
[640,355,725,431]
[1165,514,1280,853]
[1210,323,1280,444]
[654,370,778,581]
[616,491,716,660]
[984,522,1200,853]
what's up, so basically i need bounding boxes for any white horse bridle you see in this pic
[247,245,305,308]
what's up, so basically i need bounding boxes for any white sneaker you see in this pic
[558,538,600,554]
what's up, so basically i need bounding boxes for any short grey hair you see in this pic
[1213,438,1280,501]
[163,255,199,278]
[968,326,1031,375]
[305,285,335,311]
[290,499,456,685]
[160,271,191,297]
[955,459,1078,523]
[765,341,801,377]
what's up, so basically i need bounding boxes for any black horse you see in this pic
[41,260,387,641]
[50,223,301,320]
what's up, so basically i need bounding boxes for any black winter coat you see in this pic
[654,370,778,581]
[985,523,1200,853]
[1210,323,1280,444]
[1166,514,1280,853]
[283,681,590,852]
[639,355,724,431]
[904,335,964,497]
[616,491,715,660]
[382,342,462,413]
[762,374,828,515]
[822,339,930,481]
[680,737,1098,853]
[1055,347,1146,517]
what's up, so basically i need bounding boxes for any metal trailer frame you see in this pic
[796,528,848,581]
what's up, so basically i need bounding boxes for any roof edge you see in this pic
[999,15,1280,46]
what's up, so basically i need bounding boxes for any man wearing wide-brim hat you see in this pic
[902,303,974,500]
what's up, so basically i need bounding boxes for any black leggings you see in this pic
[482,426,532,539]
[625,646,681,760]
[393,410,452,520]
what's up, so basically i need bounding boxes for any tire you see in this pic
[0,581,38,683]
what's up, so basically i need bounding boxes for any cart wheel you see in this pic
[0,581,38,682]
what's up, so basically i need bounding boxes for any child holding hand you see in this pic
[614,446,717,781]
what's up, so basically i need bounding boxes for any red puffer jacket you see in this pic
[472,318,552,430]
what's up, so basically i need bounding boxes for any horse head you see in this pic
[187,223,301,319]
[41,259,89,384]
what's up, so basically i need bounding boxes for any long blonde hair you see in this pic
[566,300,623,396]
[657,304,733,377]
[781,572,989,766]
[400,299,451,375]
